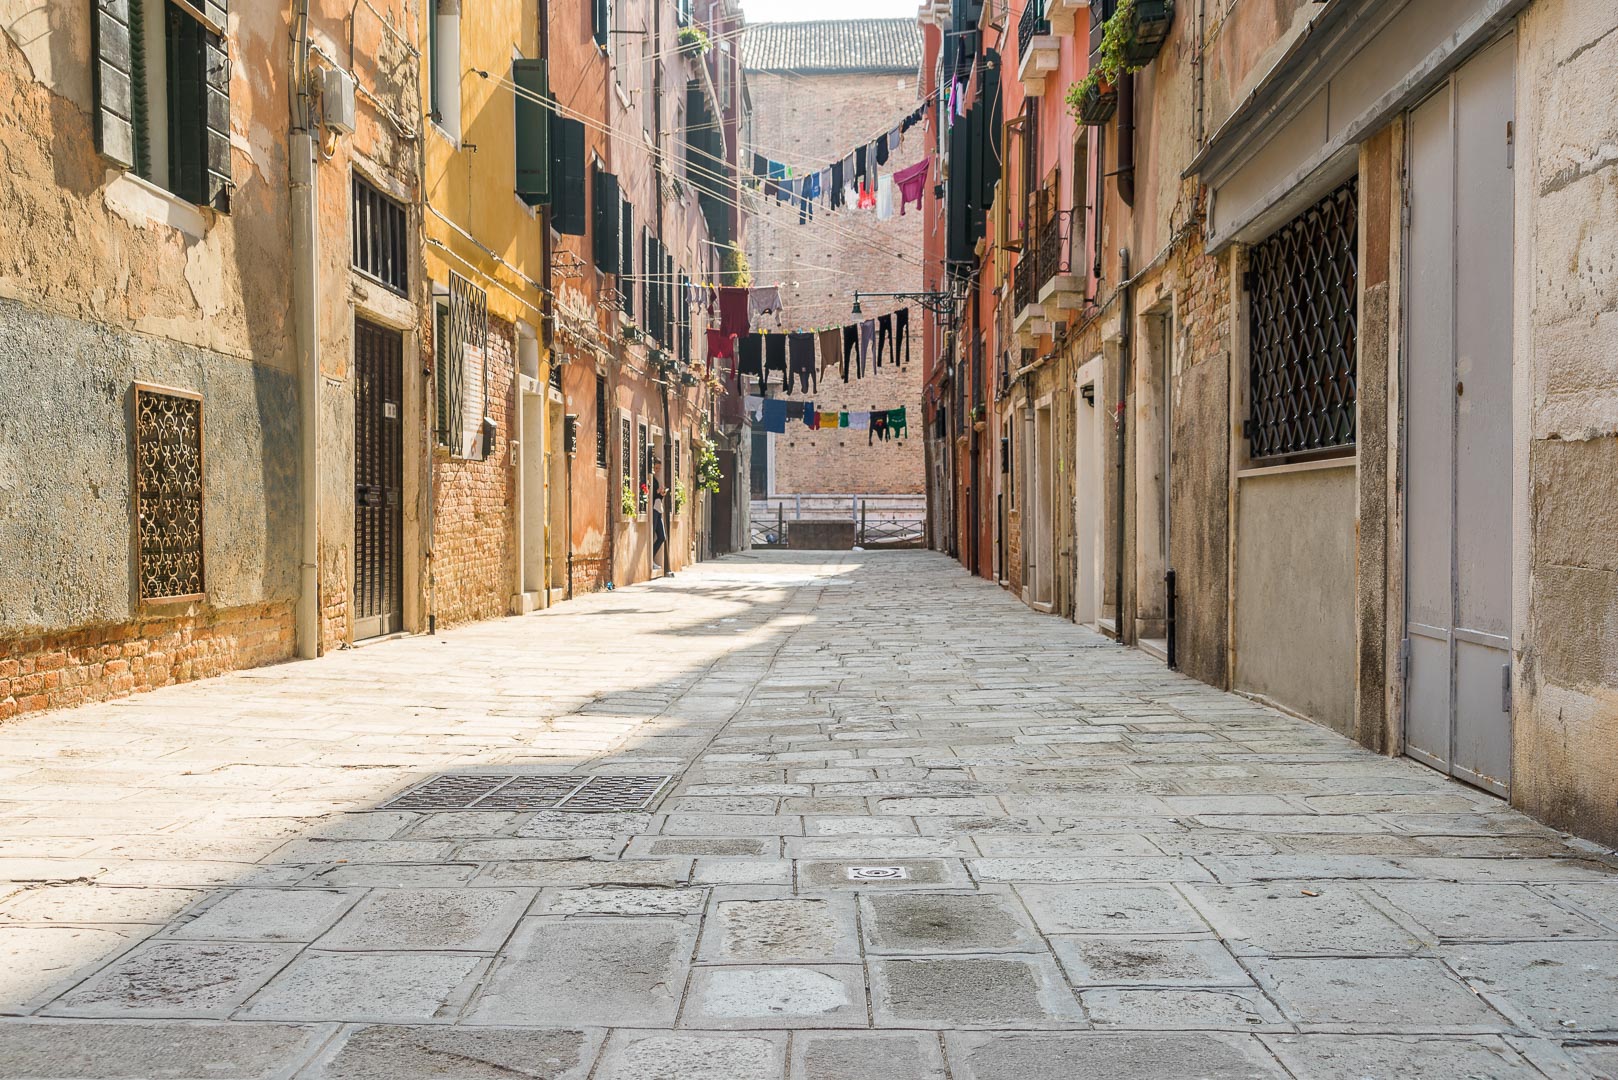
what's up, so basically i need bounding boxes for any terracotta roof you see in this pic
[740,19,921,75]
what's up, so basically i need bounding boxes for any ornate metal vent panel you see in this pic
[376,773,672,812]
[134,385,205,602]
[1247,178,1359,462]
[437,270,489,452]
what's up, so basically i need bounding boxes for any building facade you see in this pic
[741,20,927,504]
[0,0,750,718]
[922,0,1618,847]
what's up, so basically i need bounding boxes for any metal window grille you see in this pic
[351,176,409,294]
[595,374,609,467]
[1247,178,1359,463]
[1017,0,1048,64]
[621,416,632,503]
[636,422,649,513]
[133,384,205,601]
[435,272,489,454]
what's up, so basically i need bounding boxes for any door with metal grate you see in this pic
[354,318,404,639]
[1403,36,1515,796]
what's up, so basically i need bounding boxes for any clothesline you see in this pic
[745,397,911,443]
[748,103,932,223]
[720,308,913,397]
[747,101,926,191]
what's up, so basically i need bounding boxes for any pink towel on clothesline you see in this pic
[894,159,931,215]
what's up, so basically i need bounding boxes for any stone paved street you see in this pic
[2,552,1617,1078]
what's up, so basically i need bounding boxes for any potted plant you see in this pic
[1122,0,1174,67]
[694,434,722,494]
[1066,71,1117,125]
[672,480,689,514]
[621,481,636,517]
[677,25,712,57]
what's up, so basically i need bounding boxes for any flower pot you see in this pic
[1076,80,1117,125]
[1122,0,1174,67]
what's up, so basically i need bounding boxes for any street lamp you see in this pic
[850,288,959,321]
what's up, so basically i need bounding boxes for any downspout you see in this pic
[1113,246,1131,642]
[291,0,321,659]
[1116,74,1135,208]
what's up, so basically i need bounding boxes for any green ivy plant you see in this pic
[673,479,689,513]
[678,25,712,55]
[694,434,722,494]
[621,480,636,516]
[1064,0,1149,122]
[721,242,751,287]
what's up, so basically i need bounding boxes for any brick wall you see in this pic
[745,70,926,496]
[431,316,517,627]
[1,603,294,721]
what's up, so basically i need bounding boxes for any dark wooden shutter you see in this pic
[552,116,586,234]
[593,166,620,273]
[593,0,609,48]
[980,50,1003,209]
[620,201,634,319]
[92,0,137,168]
[202,6,231,212]
[513,58,551,206]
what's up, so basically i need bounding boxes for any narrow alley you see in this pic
[1,552,1615,1078]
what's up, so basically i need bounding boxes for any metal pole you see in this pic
[1165,568,1177,670]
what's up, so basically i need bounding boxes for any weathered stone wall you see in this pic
[745,69,925,497]
[1512,0,1618,846]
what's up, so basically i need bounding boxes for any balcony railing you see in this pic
[1018,0,1049,63]
[1012,203,1072,316]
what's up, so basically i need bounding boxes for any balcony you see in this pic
[1009,207,1075,346]
[1045,0,1087,35]
[1016,0,1060,95]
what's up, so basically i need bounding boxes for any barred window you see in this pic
[133,384,205,602]
[1246,178,1359,463]
[621,415,633,509]
[352,176,409,293]
[434,272,490,458]
[595,374,609,468]
[637,421,649,513]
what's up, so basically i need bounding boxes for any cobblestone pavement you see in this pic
[2,552,1617,1079]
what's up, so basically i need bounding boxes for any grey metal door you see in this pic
[1403,35,1515,796]
[354,318,404,640]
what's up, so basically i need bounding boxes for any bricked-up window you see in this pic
[434,272,490,459]
[352,176,409,294]
[91,0,232,211]
[595,374,609,468]
[1246,178,1359,463]
[133,383,205,602]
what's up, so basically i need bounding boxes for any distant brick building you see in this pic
[742,21,926,499]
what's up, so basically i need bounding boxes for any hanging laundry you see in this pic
[888,124,902,154]
[875,132,890,167]
[763,332,789,393]
[743,395,764,422]
[894,158,930,215]
[876,313,894,366]
[895,307,911,364]
[818,328,843,375]
[842,152,857,206]
[819,410,840,429]
[788,332,817,393]
[719,287,751,337]
[876,174,894,221]
[752,152,768,180]
[736,333,765,393]
[888,406,908,438]
[859,319,877,371]
[839,411,850,428]
[806,408,820,430]
[829,160,845,210]
[761,398,787,434]
[776,175,795,205]
[855,144,868,185]
[857,181,876,210]
[849,411,871,431]
[818,167,832,207]
[749,285,783,323]
[765,158,785,198]
[841,324,861,381]
[706,328,734,362]
[798,172,820,223]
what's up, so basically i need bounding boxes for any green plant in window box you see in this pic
[694,434,722,494]
[678,25,713,56]
[1067,0,1173,126]
[1122,0,1174,67]
[673,480,689,514]
[1066,71,1118,125]
[621,480,636,516]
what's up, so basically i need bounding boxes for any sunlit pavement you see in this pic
[1,551,1616,1079]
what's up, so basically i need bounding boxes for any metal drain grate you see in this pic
[377,773,672,812]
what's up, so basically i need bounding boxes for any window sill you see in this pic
[1236,455,1356,481]
[104,172,209,239]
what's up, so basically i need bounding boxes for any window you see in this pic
[434,272,490,458]
[133,383,205,602]
[637,421,649,513]
[1246,178,1359,463]
[352,176,409,294]
[1071,132,1089,270]
[621,414,633,510]
[91,0,231,210]
[428,0,461,136]
[595,374,609,468]
[672,434,681,480]
[592,164,621,273]
[592,0,609,49]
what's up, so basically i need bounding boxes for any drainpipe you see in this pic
[1117,74,1136,208]
[291,0,320,659]
[1113,247,1131,643]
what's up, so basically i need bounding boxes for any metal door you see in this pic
[354,318,404,639]
[1403,36,1514,795]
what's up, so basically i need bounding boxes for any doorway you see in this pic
[1073,360,1102,626]
[1403,34,1515,796]
[353,317,403,639]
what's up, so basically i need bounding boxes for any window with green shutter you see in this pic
[593,165,620,273]
[551,116,586,234]
[513,58,550,206]
[92,0,231,211]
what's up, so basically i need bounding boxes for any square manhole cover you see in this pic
[376,773,672,812]
[846,866,910,881]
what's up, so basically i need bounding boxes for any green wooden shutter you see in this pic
[620,201,634,319]
[202,1,231,211]
[593,166,620,272]
[551,116,586,234]
[513,58,551,206]
[92,0,137,168]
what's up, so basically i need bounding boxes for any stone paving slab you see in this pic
[0,552,1616,1077]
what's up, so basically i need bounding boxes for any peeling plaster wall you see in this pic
[1512,0,1618,846]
